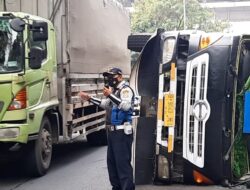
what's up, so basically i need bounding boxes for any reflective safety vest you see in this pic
[111,85,134,125]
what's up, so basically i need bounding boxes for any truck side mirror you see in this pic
[29,46,44,69]
[10,18,25,32]
[31,21,48,42]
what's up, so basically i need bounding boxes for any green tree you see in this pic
[131,0,229,33]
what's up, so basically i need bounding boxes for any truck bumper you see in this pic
[0,123,31,143]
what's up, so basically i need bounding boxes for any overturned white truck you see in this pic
[129,29,250,187]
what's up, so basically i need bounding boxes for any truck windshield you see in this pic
[0,18,23,74]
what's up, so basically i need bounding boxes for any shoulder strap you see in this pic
[118,84,135,100]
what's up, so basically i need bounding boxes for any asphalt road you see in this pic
[0,140,247,190]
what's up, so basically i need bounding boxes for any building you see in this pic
[118,0,134,7]
[201,1,250,33]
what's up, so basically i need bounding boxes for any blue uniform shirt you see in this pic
[90,81,134,126]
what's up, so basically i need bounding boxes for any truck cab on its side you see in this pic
[130,29,250,186]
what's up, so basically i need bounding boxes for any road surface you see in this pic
[0,140,247,190]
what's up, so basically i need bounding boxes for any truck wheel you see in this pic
[27,117,52,176]
[127,34,151,52]
[87,129,107,146]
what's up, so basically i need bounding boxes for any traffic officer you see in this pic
[79,67,135,190]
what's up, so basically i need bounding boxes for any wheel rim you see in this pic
[40,127,52,167]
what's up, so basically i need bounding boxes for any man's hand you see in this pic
[103,87,112,97]
[79,91,91,101]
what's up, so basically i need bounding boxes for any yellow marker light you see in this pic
[200,36,211,49]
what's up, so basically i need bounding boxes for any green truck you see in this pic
[0,0,130,176]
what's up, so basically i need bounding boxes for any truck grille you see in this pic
[183,53,210,168]
[189,67,197,153]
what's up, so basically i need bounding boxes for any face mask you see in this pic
[104,75,119,88]
[109,76,119,88]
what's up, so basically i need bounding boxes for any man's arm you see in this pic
[79,91,111,109]
[108,87,133,111]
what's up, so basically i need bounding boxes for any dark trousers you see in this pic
[107,130,135,190]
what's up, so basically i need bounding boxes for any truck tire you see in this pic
[87,129,107,146]
[127,34,151,52]
[27,116,52,176]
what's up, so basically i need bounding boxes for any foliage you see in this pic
[233,77,250,179]
[233,95,248,179]
[131,0,229,33]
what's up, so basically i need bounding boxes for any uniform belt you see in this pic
[108,125,124,131]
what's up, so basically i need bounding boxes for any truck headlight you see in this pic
[0,128,20,138]
[162,38,176,64]
[157,155,169,179]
